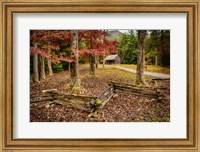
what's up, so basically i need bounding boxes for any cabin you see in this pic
[103,54,120,65]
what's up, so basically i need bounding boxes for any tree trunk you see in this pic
[68,62,70,71]
[155,56,158,66]
[103,55,106,68]
[47,45,53,76]
[159,30,164,66]
[95,55,99,69]
[33,43,39,83]
[70,62,80,87]
[88,40,95,75]
[47,59,53,75]
[89,54,95,75]
[135,30,146,85]
[160,30,170,66]
[39,55,45,80]
[70,30,82,94]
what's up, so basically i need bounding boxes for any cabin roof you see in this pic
[104,54,119,61]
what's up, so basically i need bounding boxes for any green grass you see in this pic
[114,64,170,74]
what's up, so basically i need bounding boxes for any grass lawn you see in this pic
[114,64,170,74]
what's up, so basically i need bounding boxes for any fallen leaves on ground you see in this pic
[30,65,170,122]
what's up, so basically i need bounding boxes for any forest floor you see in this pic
[30,64,170,122]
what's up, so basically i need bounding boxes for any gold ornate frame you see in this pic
[0,0,199,151]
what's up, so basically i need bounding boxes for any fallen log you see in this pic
[114,86,144,92]
[30,101,54,109]
[115,90,157,98]
[42,89,57,93]
[52,100,91,112]
[47,91,97,100]
[113,84,159,94]
[31,99,91,112]
[30,97,55,103]
[31,90,97,112]
[48,91,98,112]
[108,82,168,89]
[110,82,168,99]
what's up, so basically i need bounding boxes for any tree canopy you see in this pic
[117,30,170,67]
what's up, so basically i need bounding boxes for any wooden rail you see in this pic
[31,81,169,118]
[89,84,115,117]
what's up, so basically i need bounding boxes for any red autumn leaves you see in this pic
[30,30,118,63]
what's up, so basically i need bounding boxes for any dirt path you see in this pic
[114,66,170,79]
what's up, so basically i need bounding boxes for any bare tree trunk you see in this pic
[135,30,146,85]
[47,45,53,76]
[70,30,82,94]
[33,43,39,83]
[39,55,45,80]
[89,54,95,75]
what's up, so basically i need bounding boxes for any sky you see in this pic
[118,30,129,33]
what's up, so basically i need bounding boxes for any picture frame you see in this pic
[0,0,199,151]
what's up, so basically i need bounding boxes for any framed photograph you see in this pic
[0,0,199,151]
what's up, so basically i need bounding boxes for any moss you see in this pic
[95,99,103,105]
[135,80,146,86]
[135,79,141,85]
[34,80,40,84]
[64,84,71,89]
[89,117,98,121]
[70,86,84,95]
[88,110,99,119]
[71,87,81,94]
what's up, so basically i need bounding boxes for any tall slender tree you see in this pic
[47,43,53,75]
[33,43,39,83]
[30,30,71,82]
[135,30,147,85]
[70,30,82,94]
[47,31,53,75]
[160,30,170,66]
[89,40,95,75]
[39,55,45,80]
[95,55,99,69]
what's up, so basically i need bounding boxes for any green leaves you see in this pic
[117,31,138,64]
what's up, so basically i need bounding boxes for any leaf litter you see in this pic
[30,65,170,122]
